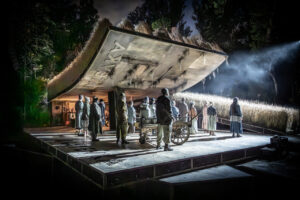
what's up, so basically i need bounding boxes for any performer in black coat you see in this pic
[88,97,101,141]
[156,88,174,151]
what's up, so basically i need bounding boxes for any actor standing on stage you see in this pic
[88,97,101,141]
[230,97,243,137]
[149,97,156,118]
[171,100,179,120]
[189,101,198,134]
[156,88,174,151]
[75,94,84,136]
[127,101,136,134]
[207,102,217,136]
[202,101,208,132]
[82,96,90,136]
[116,92,129,144]
[178,98,189,122]
[99,99,105,134]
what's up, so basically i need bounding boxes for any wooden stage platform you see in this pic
[25,127,271,190]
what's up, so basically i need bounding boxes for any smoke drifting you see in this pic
[188,41,300,103]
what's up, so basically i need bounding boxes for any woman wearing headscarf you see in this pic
[127,101,136,133]
[207,102,217,136]
[82,96,90,136]
[230,97,243,137]
[202,101,208,132]
[189,102,198,134]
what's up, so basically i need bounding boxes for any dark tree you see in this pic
[128,0,191,36]
[8,0,99,126]
[190,0,300,106]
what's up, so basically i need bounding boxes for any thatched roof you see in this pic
[48,18,227,101]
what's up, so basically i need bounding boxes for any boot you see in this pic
[164,144,173,151]
[78,130,84,136]
[232,133,235,137]
[156,144,162,150]
[237,134,241,137]
[116,138,119,144]
[122,139,129,144]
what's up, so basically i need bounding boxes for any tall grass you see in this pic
[173,92,299,132]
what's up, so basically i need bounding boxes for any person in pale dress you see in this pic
[202,101,208,132]
[189,102,198,134]
[127,101,136,134]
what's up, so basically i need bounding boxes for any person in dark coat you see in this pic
[116,92,129,144]
[99,99,106,125]
[98,99,105,134]
[230,97,243,137]
[156,88,174,151]
[88,97,101,141]
[82,96,90,136]
[75,94,84,136]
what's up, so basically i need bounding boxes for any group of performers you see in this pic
[74,89,243,149]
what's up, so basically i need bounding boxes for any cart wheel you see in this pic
[139,135,146,144]
[171,124,190,145]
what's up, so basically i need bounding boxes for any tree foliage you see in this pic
[128,0,191,36]
[192,0,276,52]
[8,0,99,126]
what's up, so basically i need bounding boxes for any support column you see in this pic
[108,91,117,130]
[48,101,53,126]
[108,87,125,130]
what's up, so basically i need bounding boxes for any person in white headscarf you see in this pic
[127,101,136,133]
[189,101,198,134]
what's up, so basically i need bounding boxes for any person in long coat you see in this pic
[189,102,198,134]
[171,100,179,120]
[82,96,90,136]
[127,101,136,133]
[99,99,106,124]
[207,102,217,136]
[230,97,243,137]
[178,98,189,122]
[98,99,105,134]
[149,98,156,118]
[140,96,151,120]
[116,92,129,144]
[156,88,174,151]
[202,101,208,132]
[75,94,84,136]
[88,97,101,141]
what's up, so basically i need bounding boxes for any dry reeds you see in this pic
[173,92,299,132]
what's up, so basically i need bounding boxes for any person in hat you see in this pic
[156,88,174,151]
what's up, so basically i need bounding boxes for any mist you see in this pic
[188,41,300,103]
